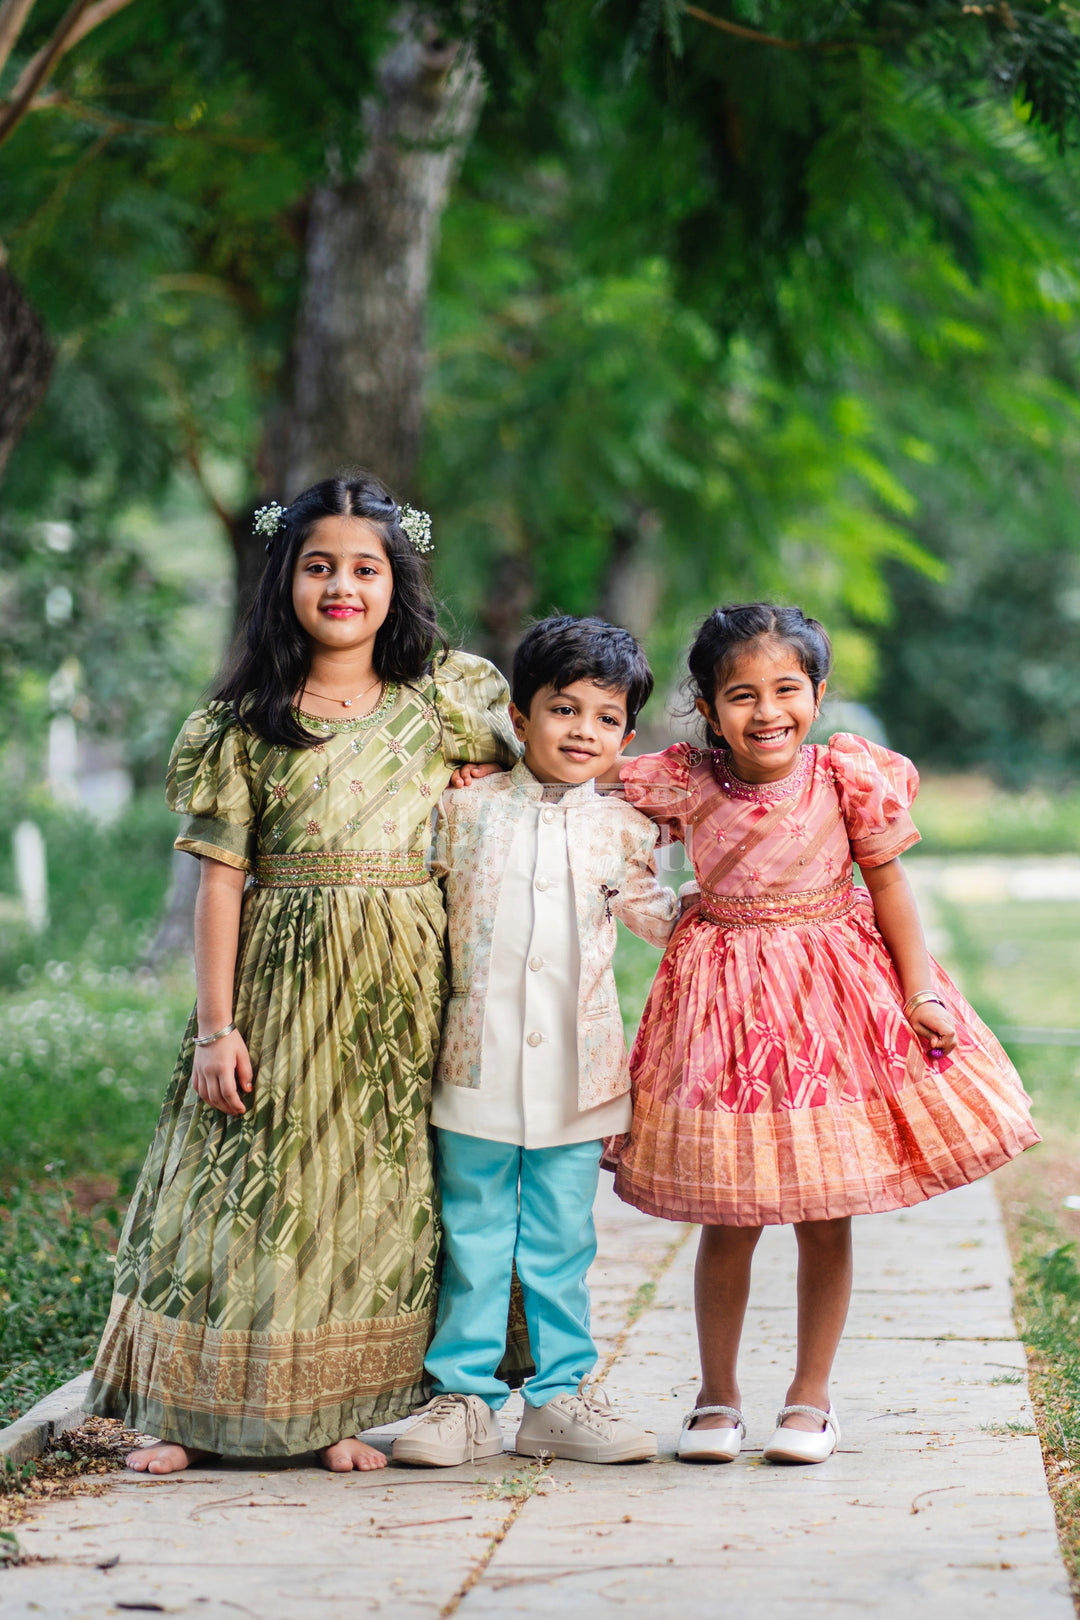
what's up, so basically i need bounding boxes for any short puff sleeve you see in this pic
[829,732,920,868]
[166,704,256,872]
[619,744,702,845]
[433,650,521,768]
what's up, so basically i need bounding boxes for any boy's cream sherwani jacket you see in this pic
[432,760,680,1111]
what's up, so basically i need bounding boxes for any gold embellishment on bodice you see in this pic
[712,748,812,803]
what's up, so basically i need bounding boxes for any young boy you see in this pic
[393,616,679,1469]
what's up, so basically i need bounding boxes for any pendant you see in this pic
[342,700,352,708]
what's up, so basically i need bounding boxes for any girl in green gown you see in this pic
[87,474,519,1472]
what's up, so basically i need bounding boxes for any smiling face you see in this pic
[699,637,824,783]
[511,679,634,786]
[291,515,395,653]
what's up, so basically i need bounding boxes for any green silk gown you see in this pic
[87,652,521,1455]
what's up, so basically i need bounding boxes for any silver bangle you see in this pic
[193,1021,237,1047]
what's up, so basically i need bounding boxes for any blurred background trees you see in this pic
[3,0,1080,813]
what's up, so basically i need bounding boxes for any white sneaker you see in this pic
[392,1394,504,1467]
[515,1384,657,1464]
[762,1404,840,1465]
[676,1405,745,1463]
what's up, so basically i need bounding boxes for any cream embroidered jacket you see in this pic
[432,760,680,1110]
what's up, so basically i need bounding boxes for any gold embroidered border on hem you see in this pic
[254,850,428,888]
[94,1296,432,1419]
[700,875,856,931]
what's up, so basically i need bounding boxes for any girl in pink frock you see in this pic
[616,603,1037,1466]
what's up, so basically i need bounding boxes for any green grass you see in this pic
[0,1183,121,1425]
[929,886,1080,1601]
[913,776,1080,857]
[0,794,180,991]
[0,971,193,1189]
[0,793,194,1422]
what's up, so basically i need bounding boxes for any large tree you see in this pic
[5,1,1080,773]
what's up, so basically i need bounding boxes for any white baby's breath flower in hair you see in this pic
[253,501,287,540]
[399,504,433,554]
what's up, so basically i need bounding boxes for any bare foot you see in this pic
[126,1442,208,1474]
[319,1437,387,1473]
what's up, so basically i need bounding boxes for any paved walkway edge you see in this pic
[0,1371,91,1468]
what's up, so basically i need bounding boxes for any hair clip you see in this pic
[399,505,433,554]
[254,502,288,550]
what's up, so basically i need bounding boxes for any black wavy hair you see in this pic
[687,603,832,748]
[217,472,444,748]
[512,614,654,732]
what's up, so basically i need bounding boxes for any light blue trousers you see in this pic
[426,1130,602,1410]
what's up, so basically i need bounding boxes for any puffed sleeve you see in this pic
[165,704,257,872]
[432,650,521,767]
[828,732,920,868]
[619,744,701,845]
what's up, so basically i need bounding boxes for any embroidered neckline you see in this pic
[712,746,812,803]
[293,682,399,733]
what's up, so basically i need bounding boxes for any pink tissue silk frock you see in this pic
[615,734,1038,1226]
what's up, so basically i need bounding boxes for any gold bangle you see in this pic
[903,991,942,1020]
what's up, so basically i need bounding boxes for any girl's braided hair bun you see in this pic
[687,603,831,748]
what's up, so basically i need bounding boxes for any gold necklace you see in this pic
[301,677,383,710]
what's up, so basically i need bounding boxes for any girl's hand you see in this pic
[191,1029,254,1116]
[908,999,957,1057]
[449,761,507,789]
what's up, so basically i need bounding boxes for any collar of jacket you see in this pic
[508,758,598,804]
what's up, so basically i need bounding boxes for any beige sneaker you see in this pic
[392,1394,504,1467]
[515,1385,657,1464]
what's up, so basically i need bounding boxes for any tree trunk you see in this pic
[477,547,535,680]
[232,12,485,619]
[0,262,54,481]
[249,7,484,524]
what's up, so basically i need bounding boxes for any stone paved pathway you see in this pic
[0,1175,1070,1619]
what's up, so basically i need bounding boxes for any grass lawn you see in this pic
[930,888,1080,1604]
[0,794,193,1424]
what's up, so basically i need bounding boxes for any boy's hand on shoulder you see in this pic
[677,880,701,916]
[449,761,507,789]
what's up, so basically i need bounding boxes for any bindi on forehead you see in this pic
[723,640,808,687]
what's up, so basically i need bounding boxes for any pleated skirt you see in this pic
[88,880,449,1455]
[615,893,1039,1227]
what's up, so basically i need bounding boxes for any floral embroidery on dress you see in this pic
[383,819,397,835]
[419,782,432,799]
[349,780,364,796]
[271,784,288,801]
[306,819,321,836]
[387,738,403,755]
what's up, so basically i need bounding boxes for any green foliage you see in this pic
[914,778,1080,856]
[0,793,180,984]
[0,792,192,1185]
[7,0,1080,777]
[0,974,188,1187]
[0,1183,120,1424]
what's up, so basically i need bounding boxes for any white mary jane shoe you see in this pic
[762,1404,840,1465]
[676,1405,745,1463]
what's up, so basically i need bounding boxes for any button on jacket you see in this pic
[431,760,680,1124]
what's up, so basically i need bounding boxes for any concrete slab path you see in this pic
[0,1177,1070,1619]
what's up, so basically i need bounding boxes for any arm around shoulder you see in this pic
[611,817,680,948]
